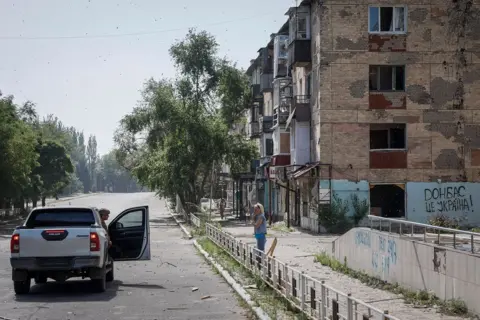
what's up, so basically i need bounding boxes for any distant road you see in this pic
[0,192,249,320]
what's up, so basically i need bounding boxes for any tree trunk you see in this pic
[41,196,46,207]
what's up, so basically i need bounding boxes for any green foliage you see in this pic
[115,29,257,213]
[350,193,369,226]
[318,194,352,233]
[428,214,461,230]
[34,140,74,202]
[314,193,370,234]
[0,94,39,207]
[0,91,143,210]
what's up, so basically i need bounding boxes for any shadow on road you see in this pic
[14,279,165,303]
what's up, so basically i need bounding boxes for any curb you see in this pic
[168,211,193,239]
[193,240,271,320]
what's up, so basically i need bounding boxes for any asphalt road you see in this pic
[0,193,249,320]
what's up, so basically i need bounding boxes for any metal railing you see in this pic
[368,215,480,254]
[205,223,400,320]
[190,213,202,229]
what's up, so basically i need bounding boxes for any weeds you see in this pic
[314,252,475,318]
[197,237,307,319]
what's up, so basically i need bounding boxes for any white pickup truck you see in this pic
[10,205,151,294]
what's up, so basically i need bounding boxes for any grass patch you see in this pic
[197,237,308,320]
[314,252,476,318]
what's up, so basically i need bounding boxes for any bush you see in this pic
[428,214,461,229]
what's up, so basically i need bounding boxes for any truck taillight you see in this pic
[11,234,20,253]
[90,232,100,251]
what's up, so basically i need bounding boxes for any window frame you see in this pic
[370,124,407,151]
[369,65,406,92]
[368,5,408,35]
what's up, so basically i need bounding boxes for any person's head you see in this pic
[99,208,110,221]
[253,203,264,215]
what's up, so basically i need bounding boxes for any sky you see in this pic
[0,0,296,155]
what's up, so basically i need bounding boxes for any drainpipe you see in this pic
[286,179,290,228]
[268,175,273,226]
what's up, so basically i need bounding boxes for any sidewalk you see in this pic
[221,221,465,320]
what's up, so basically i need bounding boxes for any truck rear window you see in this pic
[26,208,96,228]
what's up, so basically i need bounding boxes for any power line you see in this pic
[0,13,277,41]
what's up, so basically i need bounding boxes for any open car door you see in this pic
[108,206,150,261]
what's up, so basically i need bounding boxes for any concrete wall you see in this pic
[310,0,480,183]
[406,181,480,225]
[332,228,480,314]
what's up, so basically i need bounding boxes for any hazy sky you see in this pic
[0,0,295,154]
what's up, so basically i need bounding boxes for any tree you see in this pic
[0,94,39,209]
[87,135,98,191]
[34,140,74,206]
[115,29,257,215]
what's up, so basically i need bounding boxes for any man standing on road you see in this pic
[253,203,267,252]
[98,208,112,248]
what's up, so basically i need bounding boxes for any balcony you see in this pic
[260,73,274,92]
[260,116,273,133]
[287,39,311,67]
[285,95,310,128]
[259,47,273,74]
[251,84,261,101]
[292,95,310,122]
[249,122,261,138]
[273,107,289,126]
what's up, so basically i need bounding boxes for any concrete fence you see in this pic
[333,217,480,315]
[204,222,400,320]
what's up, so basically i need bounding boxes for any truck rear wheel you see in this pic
[14,279,31,295]
[106,262,114,282]
[91,267,107,293]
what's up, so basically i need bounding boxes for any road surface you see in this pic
[0,193,249,320]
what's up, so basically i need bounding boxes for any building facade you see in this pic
[241,0,480,229]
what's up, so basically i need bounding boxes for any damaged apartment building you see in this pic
[236,0,480,231]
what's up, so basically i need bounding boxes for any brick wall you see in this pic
[312,0,480,183]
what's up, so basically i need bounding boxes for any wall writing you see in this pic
[355,230,371,248]
[372,235,397,276]
[424,186,473,213]
[406,182,480,225]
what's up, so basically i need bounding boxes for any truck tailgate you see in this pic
[18,228,92,258]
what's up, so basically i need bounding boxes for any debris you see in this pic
[192,287,199,292]
[243,284,257,289]
[201,295,211,300]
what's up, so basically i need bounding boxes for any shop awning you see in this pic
[291,163,320,180]
[285,108,296,129]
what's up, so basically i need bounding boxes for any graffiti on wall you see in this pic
[424,186,473,213]
[372,235,397,276]
[355,230,371,248]
[406,182,479,225]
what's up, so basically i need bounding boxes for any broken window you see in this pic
[370,124,406,150]
[266,138,274,156]
[369,66,405,91]
[369,6,406,33]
